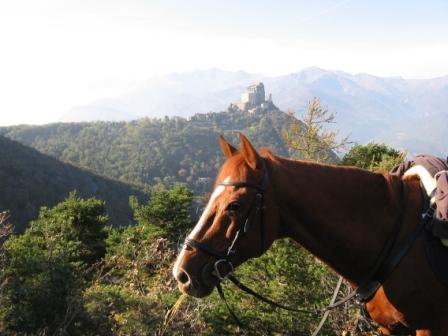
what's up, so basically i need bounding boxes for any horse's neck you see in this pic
[271,158,402,284]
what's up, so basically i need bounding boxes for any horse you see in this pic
[173,133,448,335]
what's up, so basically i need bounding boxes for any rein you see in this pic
[184,161,344,331]
[184,161,324,328]
[183,161,432,334]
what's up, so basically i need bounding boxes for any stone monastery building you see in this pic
[235,82,275,112]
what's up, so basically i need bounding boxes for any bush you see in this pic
[0,193,108,335]
[342,143,405,171]
[129,183,193,242]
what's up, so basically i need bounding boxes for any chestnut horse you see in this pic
[173,134,448,335]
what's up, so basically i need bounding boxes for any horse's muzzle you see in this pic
[174,266,215,298]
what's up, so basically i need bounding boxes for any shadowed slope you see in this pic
[0,136,144,231]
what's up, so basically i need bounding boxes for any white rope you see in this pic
[311,276,344,336]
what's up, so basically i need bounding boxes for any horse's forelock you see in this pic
[216,149,276,186]
[215,154,246,186]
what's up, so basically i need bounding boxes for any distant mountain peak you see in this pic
[58,67,448,156]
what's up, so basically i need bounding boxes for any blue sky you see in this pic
[0,0,447,125]
[158,0,447,43]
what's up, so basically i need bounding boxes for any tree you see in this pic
[342,143,405,171]
[282,97,350,162]
[0,193,108,335]
[129,183,193,242]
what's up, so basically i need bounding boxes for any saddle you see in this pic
[404,165,448,247]
[404,165,448,287]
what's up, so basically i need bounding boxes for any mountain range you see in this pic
[61,67,448,156]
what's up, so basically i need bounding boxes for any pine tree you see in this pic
[282,97,350,162]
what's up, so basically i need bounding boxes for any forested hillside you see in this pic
[1,108,326,194]
[0,136,145,232]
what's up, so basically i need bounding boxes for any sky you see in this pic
[0,0,447,126]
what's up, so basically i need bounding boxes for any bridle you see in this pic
[183,161,333,329]
[184,160,269,281]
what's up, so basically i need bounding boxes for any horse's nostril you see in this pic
[177,269,190,285]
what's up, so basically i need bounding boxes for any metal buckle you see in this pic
[212,259,234,281]
[227,230,240,255]
[243,217,251,233]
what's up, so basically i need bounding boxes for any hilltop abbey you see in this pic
[232,82,276,113]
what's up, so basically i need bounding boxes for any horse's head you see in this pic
[173,134,280,297]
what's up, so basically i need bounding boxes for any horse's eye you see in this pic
[226,201,241,212]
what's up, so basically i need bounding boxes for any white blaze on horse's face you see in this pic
[172,176,231,277]
[188,176,231,240]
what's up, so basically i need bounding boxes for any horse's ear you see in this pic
[219,135,238,159]
[239,133,262,170]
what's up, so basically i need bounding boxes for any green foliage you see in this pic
[0,193,108,335]
[0,184,202,335]
[86,224,206,335]
[283,97,350,162]
[46,192,108,264]
[0,109,298,199]
[98,227,338,335]
[0,175,379,334]
[129,183,193,241]
[342,143,405,171]
[83,284,159,336]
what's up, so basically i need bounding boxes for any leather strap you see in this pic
[216,282,243,328]
[356,181,408,301]
[184,238,227,259]
[227,274,319,315]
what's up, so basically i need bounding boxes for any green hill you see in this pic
[0,108,338,231]
[0,136,145,232]
[1,109,326,192]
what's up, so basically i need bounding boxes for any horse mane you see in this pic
[265,152,405,210]
[259,148,276,161]
[218,147,404,211]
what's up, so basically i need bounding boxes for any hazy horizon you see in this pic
[1,0,447,126]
